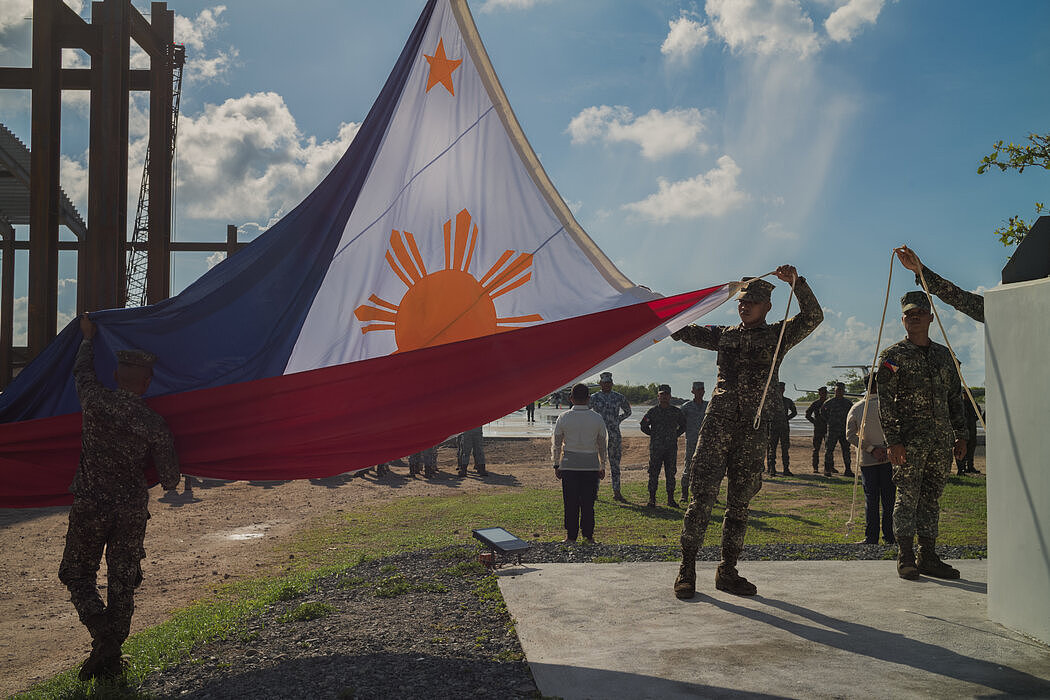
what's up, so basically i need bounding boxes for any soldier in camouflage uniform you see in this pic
[820,383,854,477]
[766,382,797,476]
[60,315,180,680]
[805,386,828,473]
[640,384,687,508]
[673,267,822,599]
[895,245,984,322]
[457,426,487,477]
[588,371,631,502]
[409,445,439,478]
[878,291,968,580]
[680,381,707,498]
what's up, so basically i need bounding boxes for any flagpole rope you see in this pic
[752,270,796,431]
[916,268,988,433]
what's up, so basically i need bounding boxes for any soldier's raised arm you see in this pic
[73,314,104,404]
[775,266,823,348]
[895,245,984,322]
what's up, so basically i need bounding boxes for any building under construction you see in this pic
[0,0,236,388]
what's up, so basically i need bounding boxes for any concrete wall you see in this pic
[985,277,1050,645]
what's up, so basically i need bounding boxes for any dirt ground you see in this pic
[0,436,984,695]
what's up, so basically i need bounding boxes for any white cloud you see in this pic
[825,0,885,42]
[623,155,748,222]
[174,6,226,51]
[705,0,820,58]
[477,0,553,12]
[11,278,77,346]
[187,49,238,83]
[59,153,89,213]
[175,92,360,221]
[762,221,798,240]
[567,106,709,160]
[661,12,710,64]
[174,6,237,84]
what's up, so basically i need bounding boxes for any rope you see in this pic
[753,271,797,430]
[844,251,896,533]
[916,268,988,433]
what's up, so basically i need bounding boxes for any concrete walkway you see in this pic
[498,560,1050,699]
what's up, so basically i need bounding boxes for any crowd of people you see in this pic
[59,247,985,681]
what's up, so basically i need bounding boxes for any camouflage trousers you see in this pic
[766,423,790,470]
[409,446,438,475]
[892,433,952,539]
[457,431,485,468]
[647,445,678,498]
[811,424,827,470]
[825,431,851,471]
[58,497,147,651]
[681,432,699,497]
[606,428,623,491]
[681,413,768,564]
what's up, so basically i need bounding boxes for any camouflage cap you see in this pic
[901,290,931,312]
[735,277,774,303]
[116,349,157,368]
[599,371,613,382]
[691,381,705,391]
[658,384,672,394]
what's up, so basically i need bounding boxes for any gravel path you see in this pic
[133,542,986,699]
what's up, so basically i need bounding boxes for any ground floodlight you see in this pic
[472,527,531,567]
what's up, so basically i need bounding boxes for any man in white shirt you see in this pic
[552,383,608,544]
[845,377,895,546]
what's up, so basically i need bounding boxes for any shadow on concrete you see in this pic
[706,595,1050,696]
[526,663,790,699]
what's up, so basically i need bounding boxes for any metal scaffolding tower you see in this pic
[126,43,185,308]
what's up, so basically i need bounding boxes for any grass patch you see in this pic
[592,555,623,563]
[279,601,335,623]
[337,575,366,589]
[374,574,412,598]
[431,544,477,560]
[442,560,488,577]
[415,581,449,593]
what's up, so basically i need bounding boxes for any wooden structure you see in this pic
[0,0,186,387]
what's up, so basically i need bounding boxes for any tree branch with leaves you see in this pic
[977,132,1048,247]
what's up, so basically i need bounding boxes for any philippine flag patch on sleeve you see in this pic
[882,359,899,373]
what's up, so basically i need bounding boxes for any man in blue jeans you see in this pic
[552,383,608,543]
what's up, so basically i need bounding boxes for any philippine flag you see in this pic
[0,0,732,507]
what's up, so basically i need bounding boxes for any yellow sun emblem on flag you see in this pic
[354,208,543,352]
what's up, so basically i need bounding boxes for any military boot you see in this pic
[674,548,697,599]
[457,465,468,477]
[646,492,657,508]
[916,537,960,579]
[667,490,680,508]
[896,537,920,580]
[714,562,757,596]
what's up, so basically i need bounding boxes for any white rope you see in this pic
[916,268,988,433]
[752,271,797,430]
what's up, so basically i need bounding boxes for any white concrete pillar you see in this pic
[985,277,1050,644]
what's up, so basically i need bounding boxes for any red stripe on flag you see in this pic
[0,286,724,507]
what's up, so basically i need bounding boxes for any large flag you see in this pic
[0,0,732,507]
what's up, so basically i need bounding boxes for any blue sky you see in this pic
[2,0,1048,397]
